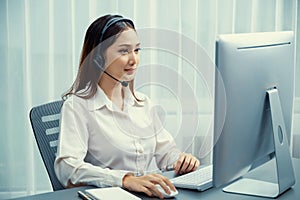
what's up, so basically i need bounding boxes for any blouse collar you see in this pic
[87,85,143,111]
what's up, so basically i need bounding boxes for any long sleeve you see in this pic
[151,104,181,170]
[54,98,131,188]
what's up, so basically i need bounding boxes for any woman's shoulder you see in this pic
[62,94,89,111]
[63,93,87,102]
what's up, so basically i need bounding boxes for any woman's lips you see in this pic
[124,68,136,74]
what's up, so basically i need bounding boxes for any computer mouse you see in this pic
[155,184,178,198]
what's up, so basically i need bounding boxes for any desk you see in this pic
[11,158,300,200]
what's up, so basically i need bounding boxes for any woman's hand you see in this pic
[174,153,200,175]
[122,173,176,199]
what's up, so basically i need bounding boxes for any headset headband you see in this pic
[99,16,134,43]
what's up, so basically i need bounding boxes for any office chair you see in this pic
[29,100,65,191]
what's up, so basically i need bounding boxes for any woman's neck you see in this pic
[99,78,124,110]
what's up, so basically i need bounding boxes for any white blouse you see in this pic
[54,86,181,188]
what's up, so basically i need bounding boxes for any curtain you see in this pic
[0,0,298,198]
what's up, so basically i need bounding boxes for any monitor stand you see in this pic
[222,88,295,198]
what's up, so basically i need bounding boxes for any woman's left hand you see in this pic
[173,153,200,175]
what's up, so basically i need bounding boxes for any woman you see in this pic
[54,14,199,199]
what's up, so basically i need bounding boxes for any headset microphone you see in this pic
[93,58,128,87]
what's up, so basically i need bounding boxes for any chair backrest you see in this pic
[29,100,65,191]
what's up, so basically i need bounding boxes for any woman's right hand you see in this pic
[122,173,176,199]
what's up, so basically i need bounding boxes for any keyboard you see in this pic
[170,165,213,191]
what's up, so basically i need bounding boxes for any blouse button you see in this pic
[138,149,143,153]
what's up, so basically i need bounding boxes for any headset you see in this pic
[93,16,135,87]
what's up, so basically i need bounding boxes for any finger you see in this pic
[140,186,154,197]
[155,174,176,192]
[162,176,176,192]
[174,154,186,174]
[148,184,164,199]
[150,174,173,193]
[185,157,199,172]
[182,154,200,173]
[180,155,192,174]
[185,159,196,172]
[142,180,162,198]
[148,174,167,184]
[193,159,200,170]
[156,181,170,195]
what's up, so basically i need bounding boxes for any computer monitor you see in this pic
[213,31,296,198]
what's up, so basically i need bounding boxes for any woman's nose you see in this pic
[128,51,138,65]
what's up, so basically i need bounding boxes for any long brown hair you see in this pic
[63,14,138,100]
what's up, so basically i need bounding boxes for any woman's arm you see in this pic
[151,105,200,174]
[154,128,200,174]
[54,98,132,188]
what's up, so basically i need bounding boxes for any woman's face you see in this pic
[104,28,140,83]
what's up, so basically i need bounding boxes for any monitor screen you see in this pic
[213,31,295,197]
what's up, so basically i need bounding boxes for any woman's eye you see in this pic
[119,49,129,54]
[119,48,141,55]
[134,48,141,54]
